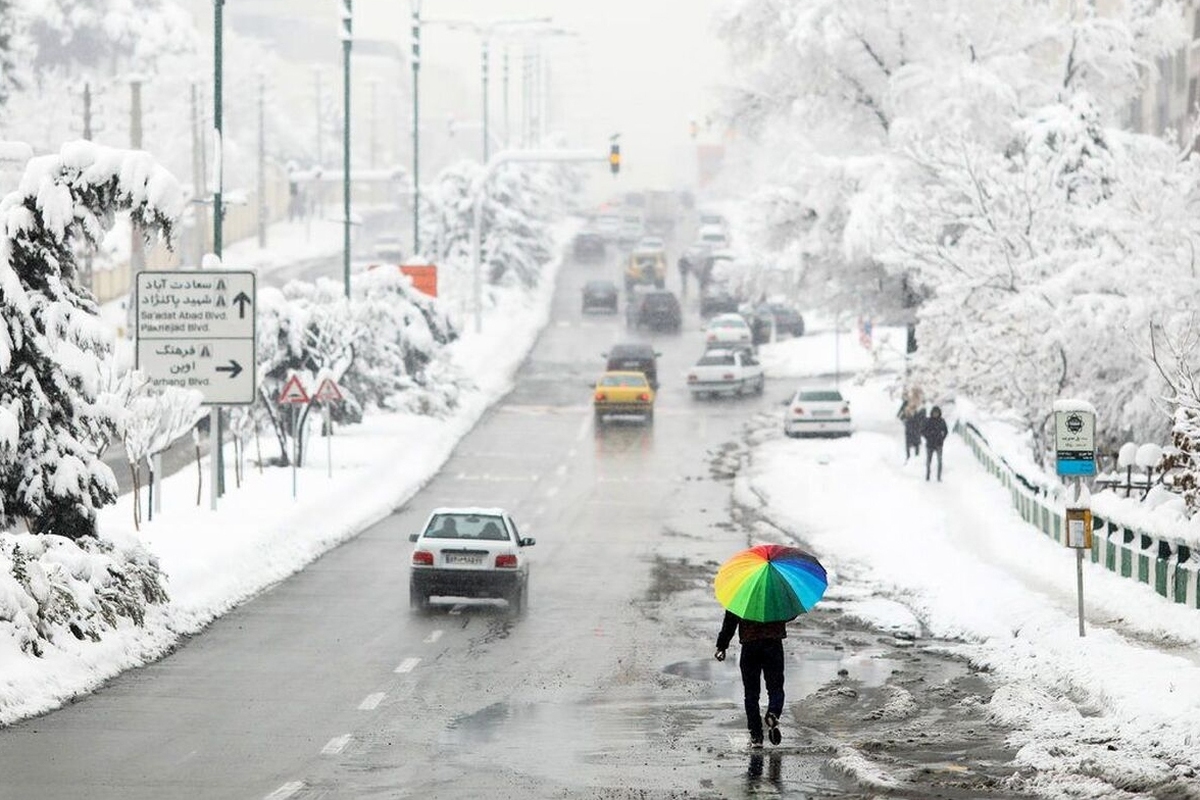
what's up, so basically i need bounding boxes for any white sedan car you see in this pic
[783,388,853,438]
[408,507,536,614]
[704,313,753,346]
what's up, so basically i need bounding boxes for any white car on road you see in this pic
[704,313,752,346]
[783,388,853,438]
[687,347,764,397]
[409,507,536,614]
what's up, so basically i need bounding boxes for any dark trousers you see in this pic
[905,431,921,459]
[739,639,785,737]
[926,445,943,480]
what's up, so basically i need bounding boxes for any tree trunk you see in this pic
[129,463,141,531]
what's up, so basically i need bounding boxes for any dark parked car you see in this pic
[573,231,606,261]
[603,342,662,389]
[700,284,740,318]
[763,303,805,336]
[627,289,682,332]
[582,279,619,314]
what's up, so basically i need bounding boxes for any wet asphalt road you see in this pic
[0,235,1028,799]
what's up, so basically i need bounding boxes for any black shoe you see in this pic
[764,712,782,745]
[749,735,763,748]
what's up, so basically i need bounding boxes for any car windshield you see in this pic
[424,513,509,541]
[797,390,843,402]
[600,374,649,388]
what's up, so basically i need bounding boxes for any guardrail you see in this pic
[957,421,1199,609]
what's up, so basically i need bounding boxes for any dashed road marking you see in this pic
[358,692,386,711]
[394,657,421,674]
[264,782,304,800]
[423,629,443,644]
[555,463,568,476]
[322,734,352,755]
[576,414,590,441]
[546,485,560,498]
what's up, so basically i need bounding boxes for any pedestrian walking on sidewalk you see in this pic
[922,405,948,481]
[715,610,787,748]
[897,388,925,461]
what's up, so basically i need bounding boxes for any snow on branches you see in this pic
[0,140,181,539]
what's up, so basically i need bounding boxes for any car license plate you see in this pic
[812,410,833,417]
[444,553,483,566]
[622,361,641,369]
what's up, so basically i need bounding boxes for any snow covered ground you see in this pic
[749,331,1200,798]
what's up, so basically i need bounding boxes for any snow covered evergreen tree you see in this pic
[0,141,181,538]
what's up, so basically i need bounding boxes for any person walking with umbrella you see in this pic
[715,610,787,747]
[713,544,827,748]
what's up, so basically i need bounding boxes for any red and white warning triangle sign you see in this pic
[313,377,344,403]
[277,375,310,404]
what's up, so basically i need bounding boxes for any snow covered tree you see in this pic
[0,141,181,538]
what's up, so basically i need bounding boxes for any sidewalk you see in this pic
[744,378,1200,796]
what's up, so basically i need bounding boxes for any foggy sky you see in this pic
[361,0,730,190]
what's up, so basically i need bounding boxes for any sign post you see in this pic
[1054,399,1097,637]
[313,377,345,478]
[278,375,310,498]
[135,271,256,511]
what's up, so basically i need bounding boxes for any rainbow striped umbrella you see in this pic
[714,544,827,623]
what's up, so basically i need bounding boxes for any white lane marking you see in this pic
[358,692,386,711]
[545,485,560,498]
[264,781,304,800]
[423,629,443,644]
[567,448,577,458]
[394,657,422,674]
[322,734,351,755]
[576,414,590,441]
[555,463,568,476]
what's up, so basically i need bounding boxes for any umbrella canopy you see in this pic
[714,543,827,623]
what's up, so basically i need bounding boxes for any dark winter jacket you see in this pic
[922,409,949,450]
[716,610,787,651]
[901,405,926,440]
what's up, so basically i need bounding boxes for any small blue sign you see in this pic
[1057,459,1096,477]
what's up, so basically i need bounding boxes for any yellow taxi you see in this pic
[624,248,667,290]
[593,370,655,425]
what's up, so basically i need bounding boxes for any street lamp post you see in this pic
[340,0,352,298]
[411,0,421,255]
[212,0,226,504]
[421,17,554,162]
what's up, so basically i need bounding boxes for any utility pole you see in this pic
[369,77,378,169]
[81,82,94,292]
[257,72,267,248]
[82,82,93,140]
[482,39,490,161]
[411,0,422,255]
[340,0,353,298]
[213,0,226,502]
[191,82,209,267]
[314,67,324,166]
[502,48,510,148]
[129,78,145,274]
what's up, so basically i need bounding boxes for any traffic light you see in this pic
[609,142,620,175]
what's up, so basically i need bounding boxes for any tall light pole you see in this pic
[411,0,421,255]
[340,0,352,298]
[212,0,226,502]
[421,17,553,161]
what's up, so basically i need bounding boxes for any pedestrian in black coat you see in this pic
[716,610,787,748]
[922,405,949,481]
[897,396,926,461]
